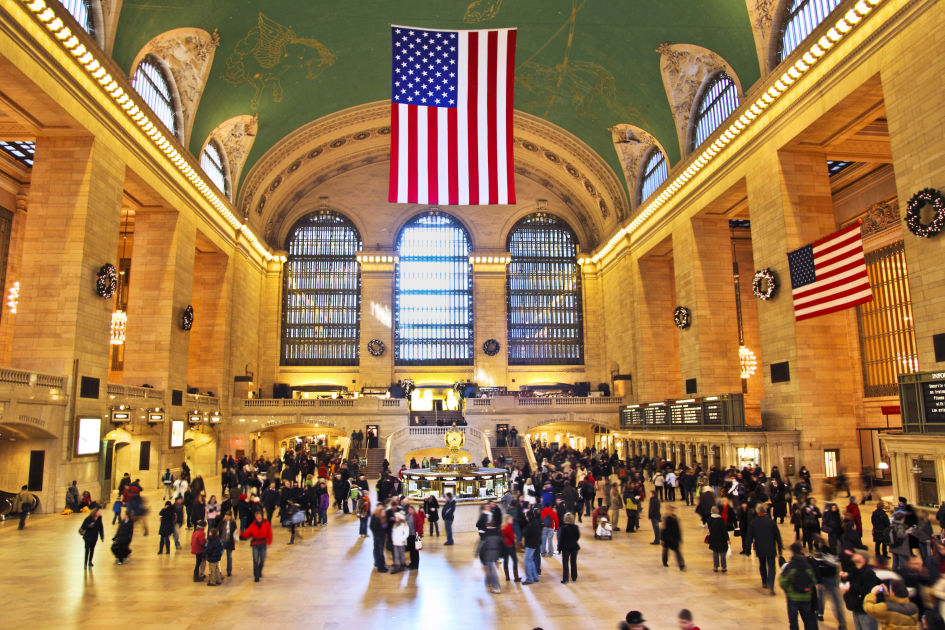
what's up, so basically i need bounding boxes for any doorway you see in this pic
[824,449,839,478]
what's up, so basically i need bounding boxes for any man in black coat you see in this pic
[841,550,881,629]
[744,505,784,594]
[660,506,684,570]
[647,490,661,545]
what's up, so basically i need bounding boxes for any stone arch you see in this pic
[608,124,670,212]
[655,43,742,158]
[131,27,220,145]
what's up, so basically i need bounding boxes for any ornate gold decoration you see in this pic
[223,13,335,110]
[463,0,505,23]
[860,198,900,237]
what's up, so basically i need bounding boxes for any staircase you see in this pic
[364,448,387,477]
[493,446,527,469]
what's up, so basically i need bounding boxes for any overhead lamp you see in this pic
[109,310,127,345]
[7,281,19,314]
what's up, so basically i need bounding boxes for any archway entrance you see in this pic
[252,423,346,461]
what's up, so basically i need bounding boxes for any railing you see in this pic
[523,437,538,469]
[0,367,67,389]
[517,398,552,406]
[108,383,166,401]
[381,398,403,408]
[470,398,492,407]
[340,436,351,462]
[186,393,219,408]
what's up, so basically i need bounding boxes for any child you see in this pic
[112,492,123,525]
[204,528,225,586]
[391,512,408,574]
[677,609,701,630]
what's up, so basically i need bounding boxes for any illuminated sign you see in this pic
[170,420,184,448]
[76,417,101,455]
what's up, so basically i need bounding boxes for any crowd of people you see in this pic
[16,435,945,628]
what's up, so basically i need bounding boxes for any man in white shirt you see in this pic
[665,471,678,502]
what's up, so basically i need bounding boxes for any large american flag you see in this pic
[389,26,516,206]
[787,222,872,321]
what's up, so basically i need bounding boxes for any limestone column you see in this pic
[746,150,863,484]
[672,217,741,397]
[358,254,396,388]
[0,192,28,364]
[471,255,509,388]
[580,261,606,388]
[187,249,231,396]
[11,136,124,505]
[257,257,283,398]
[123,209,196,394]
[631,255,681,402]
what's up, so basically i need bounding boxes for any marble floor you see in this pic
[1,483,883,630]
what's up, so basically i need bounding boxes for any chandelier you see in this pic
[739,345,758,379]
[110,310,127,345]
[6,281,18,314]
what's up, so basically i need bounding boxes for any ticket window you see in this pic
[737,447,760,470]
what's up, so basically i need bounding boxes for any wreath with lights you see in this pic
[367,339,385,357]
[482,338,500,356]
[96,263,118,299]
[673,306,691,330]
[181,305,194,331]
[752,268,778,301]
[905,188,945,238]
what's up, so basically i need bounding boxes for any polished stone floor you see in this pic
[1,482,880,630]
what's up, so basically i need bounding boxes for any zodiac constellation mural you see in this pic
[222,13,335,110]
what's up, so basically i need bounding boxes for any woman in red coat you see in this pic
[845,498,863,535]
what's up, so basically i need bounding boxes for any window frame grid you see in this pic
[394,212,474,366]
[506,213,584,366]
[0,141,35,167]
[690,72,739,153]
[57,0,95,39]
[132,57,178,139]
[777,0,844,63]
[200,139,229,199]
[281,211,362,366]
[638,148,668,206]
[856,240,918,397]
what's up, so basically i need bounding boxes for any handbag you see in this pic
[415,536,423,551]
[704,534,711,544]
[78,527,87,536]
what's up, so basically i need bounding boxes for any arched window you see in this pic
[281,211,361,366]
[638,148,668,205]
[200,139,229,199]
[57,0,95,39]
[690,72,739,153]
[777,0,843,63]
[132,56,179,139]
[395,212,472,365]
[507,213,583,365]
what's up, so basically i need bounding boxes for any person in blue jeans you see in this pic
[540,503,559,557]
[522,509,542,584]
[442,493,456,545]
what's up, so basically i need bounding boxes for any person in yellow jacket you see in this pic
[863,580,919,630]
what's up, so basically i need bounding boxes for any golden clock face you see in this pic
[445,430,465,449]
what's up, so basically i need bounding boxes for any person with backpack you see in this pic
[890,512,911,572]
[780,541,819,629]
[540,501,559,557]
[79,504,105,569]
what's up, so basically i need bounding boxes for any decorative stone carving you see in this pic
[745,0,780,74]
[205,114,258,203]
[609,124,665,208]
[132,28,220,144]
[655,43,740,157]
[860,198,900,237]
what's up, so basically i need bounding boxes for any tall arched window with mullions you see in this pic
[776,0,843,64]
[131,56,180,141]
[690,71,739,153]
[395,212,473,365]
[281,211,361,365]
[507,213,583,365]
[637,147,668,206]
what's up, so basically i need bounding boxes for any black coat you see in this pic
[661,515,681,549]
[523,518,543,549]
[158,505,176,536]
[871,508,890,544]
[707,515,729,553]
[744,514,783,558]
[81,514,104,544]
[648,496,661,520]
[843,565,880,614]
[558,523,581,552]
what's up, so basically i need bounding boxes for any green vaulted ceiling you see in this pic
[112,0,760,197]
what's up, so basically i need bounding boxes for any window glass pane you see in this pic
[856,240,918,397]
[395,213,473,365]
[0,141,35,167]
[691,72,739,152]
[132,58,177,138]
[57,0,94,38]
[200,141,228,198]
[639,149,668,204]
[778,0,844,62]
[507,213,583,365]
[281,211,361,366]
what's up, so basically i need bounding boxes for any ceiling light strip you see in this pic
[18,0,276,262]
[579,0,884,266]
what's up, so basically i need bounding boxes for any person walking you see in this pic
[240,510,273,582]
[390,512,409,574]
[191,520,207,582]
[558,512,580,584]
[15,485,31,529]
[80,504,105,568]
[479,526,503,594]
[660,505,685,570]
[357,491,371,537]
[369,505,389,573]
[111,511,134,565]
[157,500,175,554]
[648,490,661,545]
[745,505,784,595]
[501,514,520,582]
[442,492,456,545]
[219,512,237,577]
[779,541,820,630]
[540,501,559,557]
[707,506,730,572]
[162,468,174,500]
[841,550,881,630]
[522,508,542,585]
